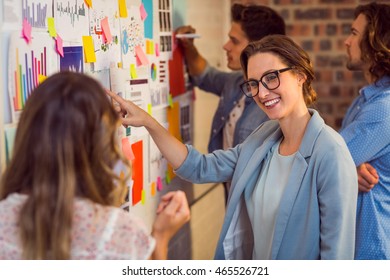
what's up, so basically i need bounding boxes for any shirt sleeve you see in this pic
[340,100,390,166]
[191,64,243,97]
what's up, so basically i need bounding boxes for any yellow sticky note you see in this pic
[118,0,128,18]
[84,0,92,8]
[168,94,173,108]
[130,64,138,79]
[147,104,152,115]
[82,36,96,63]
[151,182,156,196]
[47,17,56,37]
[38,74,47,84]
[150,42,155,55]
[146,40,151,54]
[141,189,146,205]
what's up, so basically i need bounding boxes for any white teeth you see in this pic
[264,98,280,107]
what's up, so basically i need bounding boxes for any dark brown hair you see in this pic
[355,2,390,82]
[231,4,286,42]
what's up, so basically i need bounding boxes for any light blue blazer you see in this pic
[175,109,358,259]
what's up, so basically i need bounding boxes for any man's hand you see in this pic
[357,163,379,192]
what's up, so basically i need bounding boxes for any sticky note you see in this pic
[82,36,96,63]
[84,0,92,8]
[146,40,151,54]
[168,94,173,108]
[151,182,156,196]
[118,0,128,18]
[22,18,32,43]
[165,170,171,184]
[157,176,163,191]
[155,43,160,56]
[131,141,143,205]
[38,74,47,84]
[140,3,148,21]
[47,17,56,37]
[55,35,64,57]
[101,17,112,43]
[135,45,149,66]
[141,189,146,205]
[130,64,138,79]
[147,103,152,115]
[121,137,135,161]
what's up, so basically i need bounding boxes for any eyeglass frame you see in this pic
[240,67,294,98]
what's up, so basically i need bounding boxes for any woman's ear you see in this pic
[297,72,307,86]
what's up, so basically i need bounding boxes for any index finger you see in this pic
[105,89,126,106]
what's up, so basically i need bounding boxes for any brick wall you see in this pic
[232,0,389,129]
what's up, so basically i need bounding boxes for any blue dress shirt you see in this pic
[340,75,390,259]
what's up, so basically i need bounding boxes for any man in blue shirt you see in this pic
[176,4,286,201]
[340,2,390,259]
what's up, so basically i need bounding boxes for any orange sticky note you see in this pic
[22,18,32,43]
[118,0,128,18]
[82,36,96,63]
[84,0,92,8]
[101,17,112,43]
[151,182,156,196]
[135,45,149,66]
[140,3,148,21]
[47,17,56,37]
[55,35,64,57]
[121,138,135,161]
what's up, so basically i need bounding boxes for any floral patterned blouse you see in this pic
[0,193,155,259]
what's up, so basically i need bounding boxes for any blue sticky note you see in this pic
[142,0,153,39]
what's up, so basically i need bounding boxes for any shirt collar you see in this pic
[360,75,390,101]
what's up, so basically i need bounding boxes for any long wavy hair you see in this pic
[240,34,317,106]
[0,72,130,259]
[356,2,390,82]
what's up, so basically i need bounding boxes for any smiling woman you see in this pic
[107,34,359,260]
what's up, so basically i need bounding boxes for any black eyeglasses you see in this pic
[240,67,294,98]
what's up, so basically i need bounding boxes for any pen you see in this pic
[175,33,201,39]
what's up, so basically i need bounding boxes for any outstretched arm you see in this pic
[175,25,207,76]
[107,90,188,170]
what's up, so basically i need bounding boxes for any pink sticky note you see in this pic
[22,18,32,43]
[140,3,148,21]
[135,45,149,66]
[155,43,160,57]
[101,17,112,43]
[56,35,64,57]
[122,138,135,161]
[157,176,163,191]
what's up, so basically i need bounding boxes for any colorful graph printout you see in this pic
[8,32,58,122]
